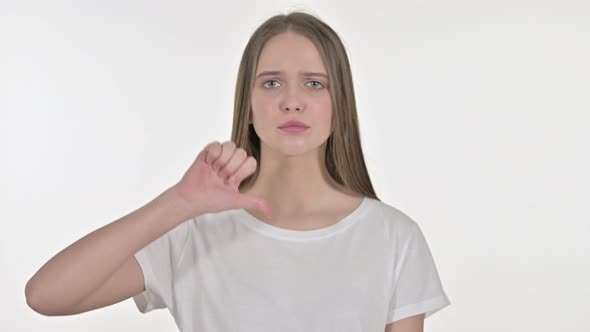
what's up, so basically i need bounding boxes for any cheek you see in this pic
[250,93,269,115]
[318,98,333,121]
[320,98,333,133]
[250,96,278,126]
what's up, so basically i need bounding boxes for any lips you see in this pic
[280,126,308,133]
[278,120,309,128]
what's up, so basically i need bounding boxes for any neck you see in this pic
[240,143,351,218]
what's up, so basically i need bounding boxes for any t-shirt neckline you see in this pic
[235,196,370,241]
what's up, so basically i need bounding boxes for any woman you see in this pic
[25,11,450,332]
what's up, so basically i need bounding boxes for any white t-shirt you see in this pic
[132,196,451,331]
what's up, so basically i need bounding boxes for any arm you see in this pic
[385,313,424,332]
[25,186,198,316]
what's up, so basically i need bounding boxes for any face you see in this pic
[250,31,332,157]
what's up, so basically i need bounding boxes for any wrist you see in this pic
[163,185,203,220]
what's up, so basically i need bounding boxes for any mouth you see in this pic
[279,126,309,133]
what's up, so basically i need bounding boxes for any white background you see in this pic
[2,0,589,331]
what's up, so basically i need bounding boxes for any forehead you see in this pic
[256,32,327,74]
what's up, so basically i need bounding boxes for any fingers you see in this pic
[227,156,257,186]
[211,141,235,172]
[196,141,213,164]
[204,141,222,166]
[217,148,246,179]
[205,140,257,186]
[238,194,272,219]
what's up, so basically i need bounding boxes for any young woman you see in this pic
[25,11,450,332]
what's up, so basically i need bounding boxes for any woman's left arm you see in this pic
[384,313,424,332]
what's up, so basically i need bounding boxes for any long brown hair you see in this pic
[231,10,379,201]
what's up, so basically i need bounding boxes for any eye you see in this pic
[261,80,326,89]
[306,81,325,89]
[262,80,282,88]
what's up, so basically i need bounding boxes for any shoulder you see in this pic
[186,208,245,238]
[367,198,419,240]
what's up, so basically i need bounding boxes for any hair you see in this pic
[231,10,380,202]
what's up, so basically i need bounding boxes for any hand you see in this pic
[172,140,272,219]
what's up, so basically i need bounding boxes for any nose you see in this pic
[280,85,305,112]
[283,104,302,112]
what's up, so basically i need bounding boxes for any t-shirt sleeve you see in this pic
[386,221,451,324]
[132,218,192,314]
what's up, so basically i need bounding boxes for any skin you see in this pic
[385,314,425,332]
[240,30,362,229]
[240,31,425,331]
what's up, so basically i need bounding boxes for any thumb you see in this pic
[237,194,272,220]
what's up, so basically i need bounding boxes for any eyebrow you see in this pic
[255,70,329,80]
